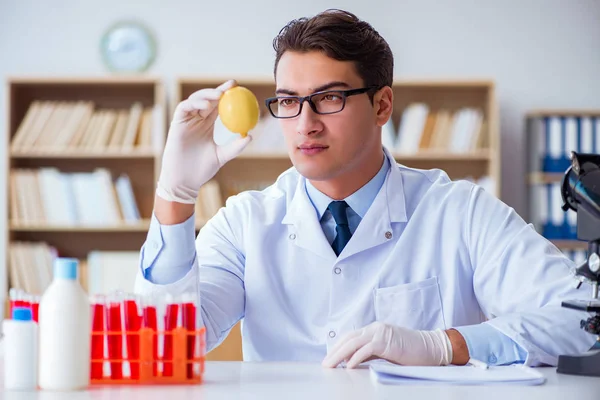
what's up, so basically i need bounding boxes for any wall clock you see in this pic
[101,21,156,73]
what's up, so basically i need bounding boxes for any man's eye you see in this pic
[322,94,341,101]
[279,98,298,107]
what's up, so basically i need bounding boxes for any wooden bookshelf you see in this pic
[5,77,166,296]
[176,77,500,361]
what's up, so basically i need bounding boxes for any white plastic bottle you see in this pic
[38,257,90,391]
[2,306,38,390]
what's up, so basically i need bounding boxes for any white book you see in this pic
[529,184,547,232]
[396,103,428,154]
[550,183,564,228]
[548,116,562,160]
[115,174,140,223]
[580,117,593,153]
[448,108,471,153]
[468,109,483,151]
[564,116,578,158]
[567,209,577,237]
[93,169,121,224]
[38,168,77,225]
[381,118,396,151]
[71,172,108,225]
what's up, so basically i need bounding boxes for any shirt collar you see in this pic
[305,154,391,220]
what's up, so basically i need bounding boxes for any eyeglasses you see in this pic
[265,86,378,119]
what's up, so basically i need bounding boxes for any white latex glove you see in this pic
[156,79,253,204]
[321,322,453,369]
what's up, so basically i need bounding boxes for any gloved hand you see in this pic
[321,322,453,369]
[156,80,253,204]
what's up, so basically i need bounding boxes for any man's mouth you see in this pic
[298,143,328,155]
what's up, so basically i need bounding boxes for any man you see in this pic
[135,9,595,368]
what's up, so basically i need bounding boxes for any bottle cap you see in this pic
[12,306,32,321]
[54,257,78,280]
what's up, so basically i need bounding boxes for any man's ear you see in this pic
[372,86,394,127]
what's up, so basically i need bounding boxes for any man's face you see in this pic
[274,51,382,182]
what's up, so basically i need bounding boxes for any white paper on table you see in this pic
[370,363,546,386]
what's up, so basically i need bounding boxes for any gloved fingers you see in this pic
[346,342,377,369]
[324,329,362,361]
[322,331,371,368]
[172,98,210,123]
[177,97,218,120]
[216,135,253,166]
[186,80,236,104]
[188,88,225,102]
[216,79,237,92]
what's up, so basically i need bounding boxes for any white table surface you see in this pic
[1,360,600,400]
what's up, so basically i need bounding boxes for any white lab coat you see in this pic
[135,148,596,366]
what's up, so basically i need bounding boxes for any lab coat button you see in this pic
[334,267,341,275]
[385,231,392,239]
[328,330,336,338]
[289,233,296,240]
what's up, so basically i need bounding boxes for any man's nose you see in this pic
[296,100,322,136]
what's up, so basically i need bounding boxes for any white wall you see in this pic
[1,0,599,296]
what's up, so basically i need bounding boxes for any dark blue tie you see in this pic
[327,201,352,256]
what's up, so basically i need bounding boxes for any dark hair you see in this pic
[272,9,394,99]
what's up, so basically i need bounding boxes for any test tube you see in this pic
[107,292,123,380]
[182,292,197,379]
[163,294,179,377]
[124,293,141,380]
[142,295,158,377]
[90,295,106,380]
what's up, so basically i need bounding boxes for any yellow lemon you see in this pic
[218,86,260,137]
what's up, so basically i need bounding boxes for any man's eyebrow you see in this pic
[275,81,352,96]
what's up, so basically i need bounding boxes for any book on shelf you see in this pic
[10,100,160,153]
[7,241,139,295]
[10,168,141,226]
[528,114,600,174]
[392,105,486,154]
[8,242,57,295]
[529,182,578,242]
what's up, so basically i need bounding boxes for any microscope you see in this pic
[556,151,600,377]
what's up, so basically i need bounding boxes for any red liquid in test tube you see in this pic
[182,294,197,379]
[107,296,123,380]
[31,295,40,323]
[90,295,106,380]
[142,298,158,377]
[124,295,141,380]
[163,297,179,377]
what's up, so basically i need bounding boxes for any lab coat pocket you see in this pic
[374,276,446,331]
